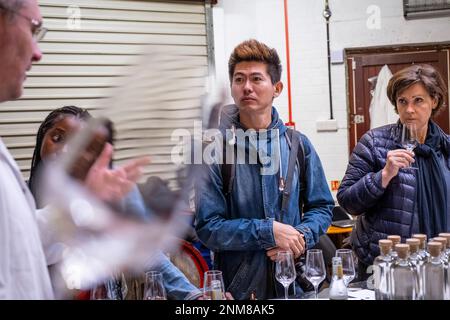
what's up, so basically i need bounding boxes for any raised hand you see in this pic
[85,143,150,202]
[381,149,415,188]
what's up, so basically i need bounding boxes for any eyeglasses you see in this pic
[0,6,47,42]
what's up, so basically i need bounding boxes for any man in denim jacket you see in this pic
[195,39,333,300]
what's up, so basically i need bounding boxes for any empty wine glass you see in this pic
[203,270,225,300]
[143,271,167,300]
[274,251,296,299]
[90,282,113,300]
[401,123,419,170]
[335,249,356,286]
[305,249,326,299]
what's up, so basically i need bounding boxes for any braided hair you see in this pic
[29,106,91,203]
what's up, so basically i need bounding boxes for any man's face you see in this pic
[231,61,282,115]
[0,0,43,102]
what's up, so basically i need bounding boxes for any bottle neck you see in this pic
[333,264,344,279]
[430,255,442,264]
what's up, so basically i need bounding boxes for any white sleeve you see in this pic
[36,206,67,266]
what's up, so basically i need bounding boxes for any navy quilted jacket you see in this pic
[337,122,450,266]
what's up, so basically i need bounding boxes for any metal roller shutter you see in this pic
[0,0,210,182]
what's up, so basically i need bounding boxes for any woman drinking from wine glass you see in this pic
[337,64,450,280]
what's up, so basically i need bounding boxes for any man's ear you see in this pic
[273,82,283,98]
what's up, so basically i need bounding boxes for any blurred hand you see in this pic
[85,143,150,201]
[381,149,414,188]
[272,221,305,258]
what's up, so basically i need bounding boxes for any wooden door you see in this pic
[346,48,449,154]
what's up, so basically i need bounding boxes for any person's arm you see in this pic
[293,135,334,250]
[0,187,9,299]
[36,206,66,266]
[337,131,386,216]
[195,164,275,252]
[151,253,202,300]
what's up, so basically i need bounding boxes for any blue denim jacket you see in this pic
[195,107,333,299]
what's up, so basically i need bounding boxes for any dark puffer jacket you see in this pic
[337,122,450,266]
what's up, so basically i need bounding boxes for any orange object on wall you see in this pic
[331,180,340,191]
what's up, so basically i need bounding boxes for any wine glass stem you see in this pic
[284,286,289,300]
[314,285,318,299]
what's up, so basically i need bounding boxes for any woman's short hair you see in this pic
[228,39,282,85]
[387,64,447,116]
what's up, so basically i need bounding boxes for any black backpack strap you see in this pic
[221,141,236,197]
[283,128,306,216]
[281,129,299,220]
[221,162,235,197]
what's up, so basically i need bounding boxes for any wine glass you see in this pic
[335,249,356,286]
[203,270,225,300]
[305,249,326,299]
[90,282,113,300]
[401,123,419,170]
[274,251,296,299]
[143,271,167,300]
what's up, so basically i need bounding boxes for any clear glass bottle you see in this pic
[406,238,424,299]
[438,233,450,262]
[387,235,401,260]
[412,234,430,262]
[434,237,449,262]
[373,239,394,300]
[391,244,421,300]
[423,242,446,300]
[329,256,348,300]
[438,233,450,300]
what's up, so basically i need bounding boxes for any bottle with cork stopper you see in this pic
[391,243,421,300]
[438,233,450,262]
[412,234,430,261]
[423,242,445,300]
[433,236,449,263]
[387,235,401,260]
[406,238,424,299]
[373,239,394,300]
[329,256,348,300]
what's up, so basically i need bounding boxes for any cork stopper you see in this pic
[412,234,427,249]
[427,242,442,257]
[433,237,447,252]
[406,238,420,254]
[438,233,450,248]
[395,244,410,259]
[379,239,393,255]
[387,235,401,248]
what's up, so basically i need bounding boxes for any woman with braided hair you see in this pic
[29,106,203,300]
[28,105,91,207]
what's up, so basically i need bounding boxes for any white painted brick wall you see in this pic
[213,0,450,198]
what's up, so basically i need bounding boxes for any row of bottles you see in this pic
[373,233,450,300]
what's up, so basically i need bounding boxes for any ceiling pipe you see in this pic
[283,0,295,129]
[323,0,334,120]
